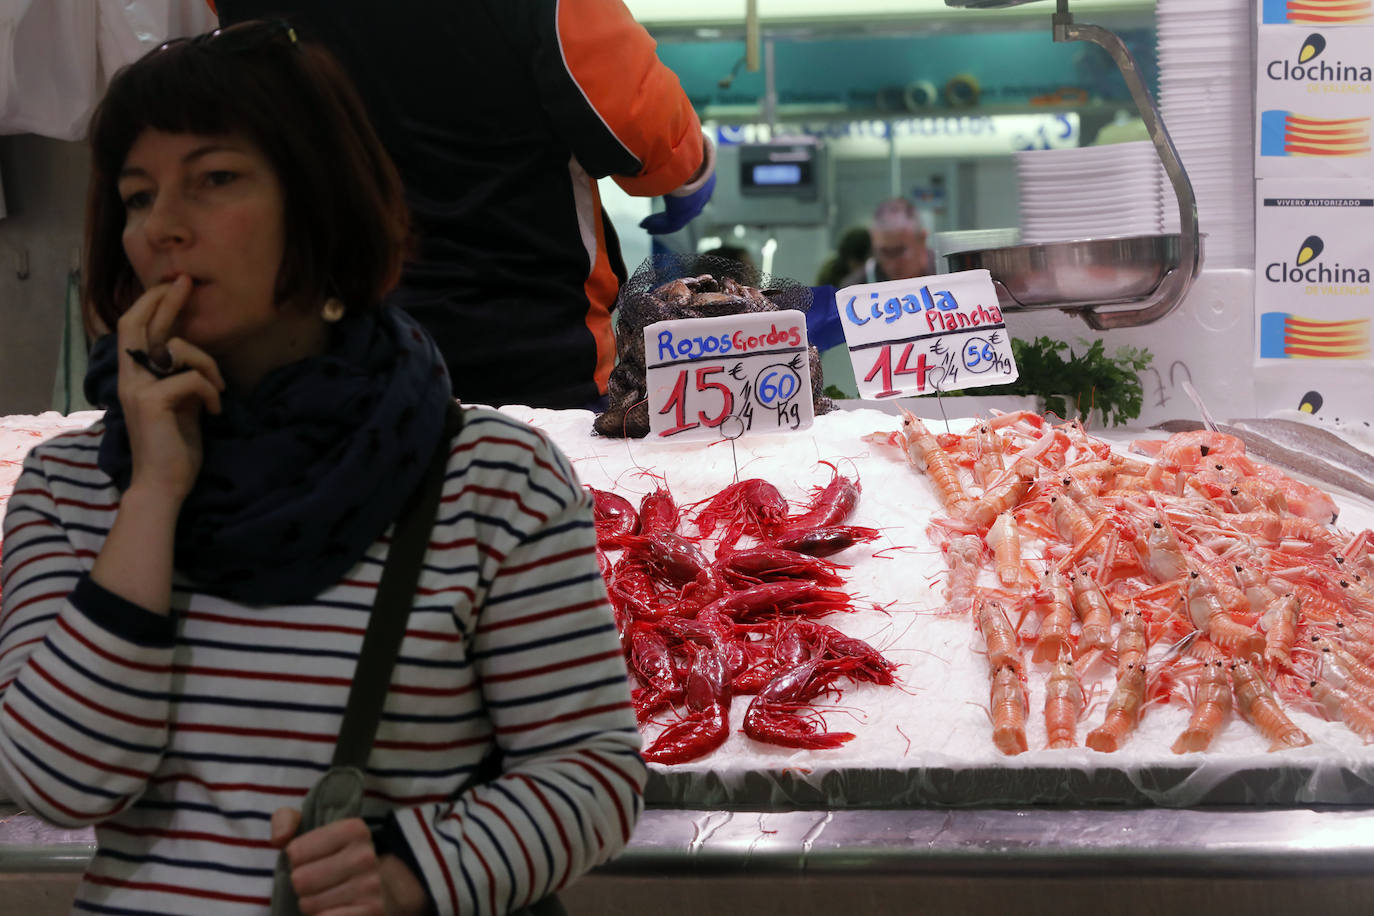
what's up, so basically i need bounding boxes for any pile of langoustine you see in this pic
[586,471,900,764]
[894,407,1374,756]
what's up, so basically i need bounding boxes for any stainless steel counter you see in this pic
[9,804,1374,915]
[9,804,1374,877]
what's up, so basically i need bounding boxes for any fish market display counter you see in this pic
[5,804,1374,915]
[6,406,1374,914]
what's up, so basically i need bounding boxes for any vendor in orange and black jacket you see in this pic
[210,0,716,410]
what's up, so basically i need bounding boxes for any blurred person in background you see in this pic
[815,225,871,288]
[841,197,933,286]
[701,243,756,282]
[211,0,716,411]
[808,204,932,353]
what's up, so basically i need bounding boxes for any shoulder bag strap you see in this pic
[331,401,464,769]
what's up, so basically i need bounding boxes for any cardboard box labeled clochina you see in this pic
[1254,179,1374,366]
[1256,26,1374,178]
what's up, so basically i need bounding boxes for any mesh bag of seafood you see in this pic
[594,252,835,438]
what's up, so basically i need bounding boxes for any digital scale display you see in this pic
[739,144,817,198]
[750,163,804,186]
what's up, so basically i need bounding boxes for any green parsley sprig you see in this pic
[974,336,1153,428]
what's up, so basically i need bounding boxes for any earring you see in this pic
[321,297,346,322]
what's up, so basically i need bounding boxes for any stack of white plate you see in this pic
[1015,141,1169,244]
[1156,0,1253,269]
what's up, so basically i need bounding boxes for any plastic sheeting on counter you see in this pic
[645,750,1374,810]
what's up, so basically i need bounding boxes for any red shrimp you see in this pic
[815,625,899,686]
[678,567,727,617]
[715,546,846,588]
[642,645,733,764]
[607,557,676,621]
[618,531,711,585]
[589,487,639,548]
[768,525,881,557]
[1230,659,1312,749]
[694,478,789,542]
[743,657,856,749]
[781,465,859,531]
[627,621,680,694]
[703,580,853,622]
[638,487,679,535]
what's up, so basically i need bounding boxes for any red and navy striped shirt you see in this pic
[0,406,644,915]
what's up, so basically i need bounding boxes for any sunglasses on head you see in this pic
[156,19,298,55]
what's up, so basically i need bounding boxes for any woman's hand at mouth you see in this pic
[116,273,227,502]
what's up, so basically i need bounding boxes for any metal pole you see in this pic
[763,39,777,135]
[887,121,901,197]
[746,0,760,72]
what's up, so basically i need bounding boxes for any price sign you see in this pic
[643,310,815,441]
[837,268,1018,399]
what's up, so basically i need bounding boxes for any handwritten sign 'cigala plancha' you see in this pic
[837,268,1018,400]
[643,310,815,442]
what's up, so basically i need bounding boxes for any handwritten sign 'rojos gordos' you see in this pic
[838,269,1018,399]
[643,310,814,441]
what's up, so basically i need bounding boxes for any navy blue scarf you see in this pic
[84,308,452,605]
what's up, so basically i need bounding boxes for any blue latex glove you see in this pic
[805,285,847,352]
[639,171,717,235]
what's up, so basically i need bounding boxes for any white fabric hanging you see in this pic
[0,1,214,141]
[0,0,100,141]
[99,0,217,84]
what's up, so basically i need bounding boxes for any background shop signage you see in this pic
[643,311,816,441]
[838,269,1018,399]
[713,113,1079,156]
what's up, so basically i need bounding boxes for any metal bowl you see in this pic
[944,234,1184,311]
